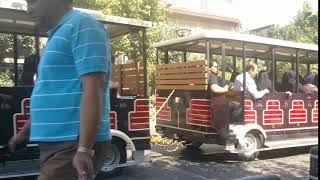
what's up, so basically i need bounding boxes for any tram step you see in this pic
[100,158,151,172]
[261,137,318,151]
[0,159,40,179]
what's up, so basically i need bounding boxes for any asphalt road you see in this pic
[103,145,312,180]
[11,145,312,180]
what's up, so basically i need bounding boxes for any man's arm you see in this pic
[79,72,106,149]
[8,120,30,152]
[246,78,269,99]
[210,84,229,94]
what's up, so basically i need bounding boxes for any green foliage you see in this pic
[73,0,179,95]
[0,71,14,87]
[0,33,35,87]
[249,1,318,85]
[252,2,318,44]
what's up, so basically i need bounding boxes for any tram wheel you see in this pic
[236,133,261,161]
[98,139,127,178]
[185,141,203,149]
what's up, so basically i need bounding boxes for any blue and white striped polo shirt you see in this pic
[30,9,111,142]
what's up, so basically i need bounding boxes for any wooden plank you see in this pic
[111,78,120,83]
[123,84,138,89]
[123,81,139,87]
[122,63,138,69]
[157,60,206,70]
[156,73,207,80]
[156,85,207,90]
[122,76,138,81]
[123,69,139,76]
[156,79,207,85]
[122,89,137,95]
[112,64,122,69]
[157,66,207,75]
[112,74,121,78]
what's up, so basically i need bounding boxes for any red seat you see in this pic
[13,98,31,135]
[244,100,256,124]
[312,100,318,123]
[156,97,171,121]
[129,99,149,131]
[186,99,211,127]
[289,100,307,124]
[263,100,283,125]
[13,113,30,135]
[110,111,117,129]
[21,98,30,114]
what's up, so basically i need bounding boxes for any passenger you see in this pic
[314,74,318,87]
[255,70,273,91]
[234,63,269,99]
[208,61,229,94]
[230,71,240,83]
[303,74,318,93]
[208,62,241,139]
[208,62,228,139]
[21,55,37,86]
[281,70,306,93]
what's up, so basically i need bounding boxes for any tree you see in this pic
[0,34,35,87]
[73,0,179,95]
[249,1,318,83]
[252,2,318,44]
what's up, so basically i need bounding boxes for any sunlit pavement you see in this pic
[104,145,311,180]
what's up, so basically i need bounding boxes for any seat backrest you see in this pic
[280,70,307,93]
[256,71,272,91]
[230,71,240,83]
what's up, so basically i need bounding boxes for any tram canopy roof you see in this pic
[153,30,318,64]
[0,7,151,40]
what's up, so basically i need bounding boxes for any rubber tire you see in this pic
[237,133,261,161]
[98,140,127,178]
[185,141,203,149]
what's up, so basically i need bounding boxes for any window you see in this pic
[0,33,14,87]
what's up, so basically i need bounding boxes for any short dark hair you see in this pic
[246,63,257,72]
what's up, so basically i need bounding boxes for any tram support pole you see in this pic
[307,63,311,75]
[13,33,18,86]
[182,51,187,62]
[232,56,237,73]
[164,50,169,64]
[221,43,226,84]
[242,43,246,115]
[296,49,300,93]
[206,40,211,67]
[156,49,159,65]
[142,28,148,98]
[271,48,275,92]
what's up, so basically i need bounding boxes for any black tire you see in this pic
[98,139,127,178]
[236,133,261,161]
[185,141,203,149]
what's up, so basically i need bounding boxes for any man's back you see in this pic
[30,9,111,142]
[233,72,269,99]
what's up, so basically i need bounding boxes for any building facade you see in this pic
[167,0,240,34]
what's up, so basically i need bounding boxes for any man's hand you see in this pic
[8,121,30,153]
[73,151,95,180]
[228,83,235,91]
[285,91,292,96]
[8,133,28,153]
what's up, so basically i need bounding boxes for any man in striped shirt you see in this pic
[8,0,111,179]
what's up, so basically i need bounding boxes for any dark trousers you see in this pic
[212,96,242,139]
[228,101,242,123]
[38,141,110,180]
